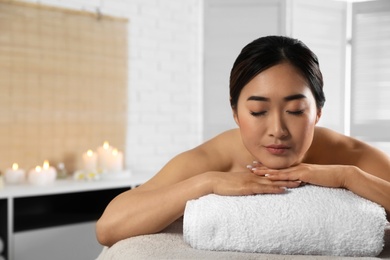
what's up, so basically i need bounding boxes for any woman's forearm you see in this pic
[96,169,301,246]
[345,166,390,214]
[96,173,212,247]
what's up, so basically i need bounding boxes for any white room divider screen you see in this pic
[351,0,390,154]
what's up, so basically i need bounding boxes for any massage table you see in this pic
[97,218,390,260]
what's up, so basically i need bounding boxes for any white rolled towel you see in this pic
[184,185,387,257]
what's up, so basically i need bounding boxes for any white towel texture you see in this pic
[183,185,387,257]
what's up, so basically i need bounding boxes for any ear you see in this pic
[232,108,240,126]
[315,109,322,124]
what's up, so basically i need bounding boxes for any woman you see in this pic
[96,35,390,247]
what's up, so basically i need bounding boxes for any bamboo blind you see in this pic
[0,1,128,173]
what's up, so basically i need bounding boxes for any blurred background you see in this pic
[1,0,389,176]
[0,0,389,259]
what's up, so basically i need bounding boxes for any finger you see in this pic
[251,168,266,176]
[250,184,286,194]
[272,180,301,188]
[246,161,264,172]
[254,177,301,188]
[246,165,260,175]
[252,161,263,167]
[266,172,298,181]
[252,168,278,176]
[251,181,300,194]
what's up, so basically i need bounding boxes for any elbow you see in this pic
[96,217,117,247]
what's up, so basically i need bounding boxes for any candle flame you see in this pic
[35,166,42,172]
[43,160,50,169]
[12,163,19,170]
[87,149,94,156]
[112,149,118,156]
[103,141,109,149]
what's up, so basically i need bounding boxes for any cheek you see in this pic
[236,111,259,133]
[236,113,260,143]
[237,115,268,153]
[292,117,316,150]
[237,115,251,130]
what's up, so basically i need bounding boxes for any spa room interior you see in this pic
[0,0,389,259]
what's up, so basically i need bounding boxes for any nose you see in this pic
[268,113,289,139]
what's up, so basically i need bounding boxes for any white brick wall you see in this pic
[23,0,203,174]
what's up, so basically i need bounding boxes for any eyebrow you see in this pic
[247,94,307,102]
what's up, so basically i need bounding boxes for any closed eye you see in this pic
[250,111,267,117]
[287,110,304,115]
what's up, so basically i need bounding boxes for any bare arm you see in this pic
[344,166,390,214]
[96,131,299,246]
[343,139,390,215]
[321,129,390,213]
[262,127,390,214]
[95,147,215,247]
[96,168,211,247]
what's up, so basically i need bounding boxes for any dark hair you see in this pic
[229,35,325,110]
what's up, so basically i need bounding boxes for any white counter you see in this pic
[0,171,154,260]
[0,172,153,199]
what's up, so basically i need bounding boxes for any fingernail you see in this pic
[246,165,253,169]
[265,173,270,177]
[253,161,259,164]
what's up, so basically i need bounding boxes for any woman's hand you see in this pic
[249,162,348,189]
[207,170,301,196]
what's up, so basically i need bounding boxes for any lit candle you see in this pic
[4,163,26,184]
[97,141,113,172]
[108,149,124,172]
[43,160,57,182]
[28,166,48,185]
[82,149,97,172]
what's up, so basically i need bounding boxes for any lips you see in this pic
[265,144,291,155]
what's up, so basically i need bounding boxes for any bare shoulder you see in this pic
[202,128,243,153]
[187,128,247,170]
[309,127,390,170]
[306,127,363,165]
[313,126,349,142]
[312,126,361,148]
[138,129,245,191]
[201,128,252,170]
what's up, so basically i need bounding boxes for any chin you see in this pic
[264,164,291,170]
[258,158,296,170]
